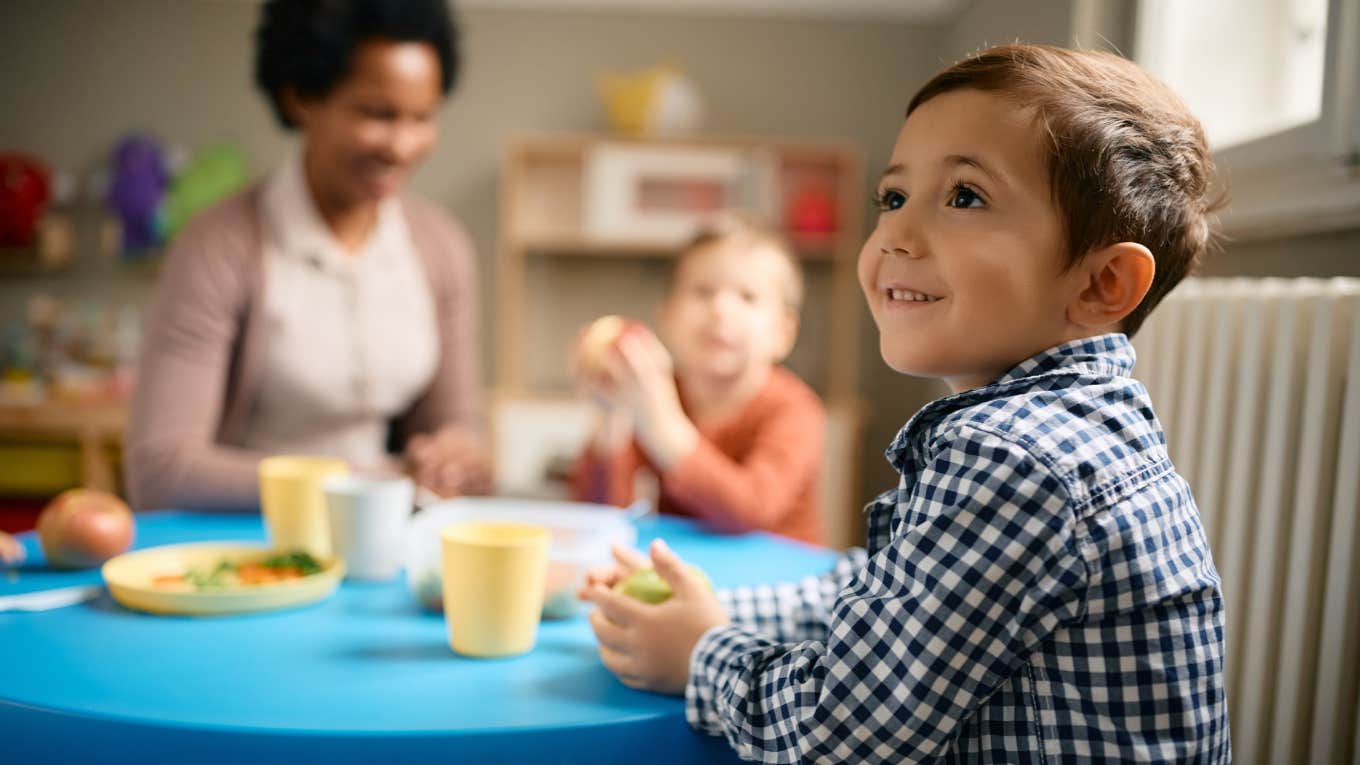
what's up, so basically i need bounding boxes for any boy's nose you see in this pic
[880,244,921,259]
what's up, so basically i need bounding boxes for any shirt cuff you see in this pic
[685,623,767,736]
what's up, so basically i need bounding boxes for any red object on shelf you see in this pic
[786,185,837,236]
[0,153,53,247]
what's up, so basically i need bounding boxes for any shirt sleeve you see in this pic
[661,391,825,534]
[716,547,867,644]
[685,425,1090,763]
[124,204,270,511]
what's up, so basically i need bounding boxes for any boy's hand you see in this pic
[580,539,729,696]
[580,542,651,593]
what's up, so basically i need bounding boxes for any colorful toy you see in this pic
[158,142,249,241]
[107,135,169,254]
[0,152,52,248]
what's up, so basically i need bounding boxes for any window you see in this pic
[1135,0,1360,239]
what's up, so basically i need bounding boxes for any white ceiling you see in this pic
[459,0,972,24]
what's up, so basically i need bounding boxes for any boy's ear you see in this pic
[1067,242,1155,331]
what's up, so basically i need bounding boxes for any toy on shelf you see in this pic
[598,66,704,138]
[158,142,249,241]
[0,153,50,248]
[104,136,251,258]
[106,134,169,256]
[0,152,76,273]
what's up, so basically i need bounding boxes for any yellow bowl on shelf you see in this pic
[102,542,344,616]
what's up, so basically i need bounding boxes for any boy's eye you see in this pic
[947,185,985,209]
[876,190,906,212]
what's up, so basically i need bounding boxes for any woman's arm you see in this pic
[396,201,491,496]
[124,197,270,511]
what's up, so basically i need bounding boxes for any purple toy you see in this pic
[107,135,168,254]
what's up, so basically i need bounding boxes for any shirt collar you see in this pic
[884,333,1137,472]
[262,151,406,273]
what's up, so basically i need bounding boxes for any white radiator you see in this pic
[1133,277,1360,765]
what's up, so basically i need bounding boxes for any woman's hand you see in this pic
[404,426,493,498]
[579,539,729,696]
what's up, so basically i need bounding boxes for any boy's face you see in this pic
[858,88,1087,392]
[661,240,797,381]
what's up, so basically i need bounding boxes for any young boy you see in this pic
[568,216,827,545]
[580,44,1230,762]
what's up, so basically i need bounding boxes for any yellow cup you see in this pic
[258,456,349,558]
[440,521,550,658]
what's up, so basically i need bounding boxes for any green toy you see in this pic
[158,143,249,241]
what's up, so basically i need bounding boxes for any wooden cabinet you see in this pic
[0,399,125,496]
[493,133,868,549]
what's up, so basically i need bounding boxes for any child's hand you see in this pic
[0,531,26,566]
[580,539,729,696]
[569,323,634,411]
[579,543,651,594]
[613,333,697,471]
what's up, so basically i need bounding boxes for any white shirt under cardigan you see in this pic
[239,154,439,469]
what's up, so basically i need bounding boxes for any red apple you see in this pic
[578,315,647,375]
[37,489,135,569]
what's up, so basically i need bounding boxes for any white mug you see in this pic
[323,475,414,581]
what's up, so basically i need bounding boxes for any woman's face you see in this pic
[287,40,443,208]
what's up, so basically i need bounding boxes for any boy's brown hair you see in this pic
[674,212,805,311]
[908,44,1223,335]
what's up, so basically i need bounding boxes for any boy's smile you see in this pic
[859,88,1089,393]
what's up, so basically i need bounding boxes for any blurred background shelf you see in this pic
[0,397,126,497]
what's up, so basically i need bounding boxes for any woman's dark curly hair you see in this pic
[254,0,460,129]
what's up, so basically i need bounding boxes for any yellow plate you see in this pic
[101,542,345,616]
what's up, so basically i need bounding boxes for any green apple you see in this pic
[613,565,712,604]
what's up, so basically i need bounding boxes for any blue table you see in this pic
[1,511,837,764]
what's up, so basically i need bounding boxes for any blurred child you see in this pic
[568,216,826,545]
[581,44,1230,762]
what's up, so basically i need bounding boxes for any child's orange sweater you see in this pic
[569,366,826,546]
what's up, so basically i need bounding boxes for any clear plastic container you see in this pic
[405,497,637,619]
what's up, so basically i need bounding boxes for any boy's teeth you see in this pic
[888,288,938,303]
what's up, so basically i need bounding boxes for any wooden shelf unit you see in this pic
[496,133,865,399]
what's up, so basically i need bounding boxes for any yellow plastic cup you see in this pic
[440,521,550,658]
[258,456,349,558]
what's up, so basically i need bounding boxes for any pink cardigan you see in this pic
[125,186,483,511]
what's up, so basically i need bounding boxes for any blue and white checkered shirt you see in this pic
[686,334,1230,763]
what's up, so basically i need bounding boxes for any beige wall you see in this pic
[0,0,936,510]
[2,0,1355,513]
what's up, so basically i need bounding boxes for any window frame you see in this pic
[1134,0,1360,241]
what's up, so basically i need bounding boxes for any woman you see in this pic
[126,0,490,510]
